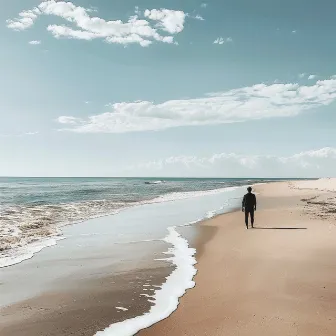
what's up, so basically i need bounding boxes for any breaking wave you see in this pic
[0,185,238,268]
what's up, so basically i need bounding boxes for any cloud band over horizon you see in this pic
[125,147,336,178]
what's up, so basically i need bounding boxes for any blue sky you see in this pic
[1,0,336,177]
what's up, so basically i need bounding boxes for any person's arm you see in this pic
[242,195,246,212]
[254,194,257,211]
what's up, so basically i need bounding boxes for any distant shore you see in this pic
[139,180,336,336]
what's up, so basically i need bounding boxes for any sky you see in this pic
[1,0,336,177]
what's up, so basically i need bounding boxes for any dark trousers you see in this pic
[245,209,254,227]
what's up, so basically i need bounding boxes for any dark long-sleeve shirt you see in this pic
[242,193,256,210]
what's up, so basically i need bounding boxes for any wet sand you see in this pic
[0,219,215,336]
[139,181,336,336]
[0,260,174,336]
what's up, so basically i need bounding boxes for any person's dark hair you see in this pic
[247,187,252,192]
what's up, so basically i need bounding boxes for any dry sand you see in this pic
[139,181,336,336]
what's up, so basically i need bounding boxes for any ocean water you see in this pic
[0,177,290,268]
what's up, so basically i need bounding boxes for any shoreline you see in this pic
[0,183,246,270]
[139,181,336,335]
[2,179,335,335]
[0,186,243,336]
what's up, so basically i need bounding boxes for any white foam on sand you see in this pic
[146,186,239,205]
[178,200,231,229]
[95,226,197,336]
[0,236,65,268]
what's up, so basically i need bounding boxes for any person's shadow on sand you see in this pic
[253,227,307,230]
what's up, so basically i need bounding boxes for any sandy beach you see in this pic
[1,180,336,335]
[139,180,336,336]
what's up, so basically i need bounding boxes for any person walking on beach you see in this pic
[242,187,257,229]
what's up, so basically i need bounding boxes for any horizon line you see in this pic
[0,176,319,179]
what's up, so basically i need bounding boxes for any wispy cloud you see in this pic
[0,131,39,137]
[7,1,190,47]
[201,3,208,8]
[56,76,336,134]
[6,9,39,30]
[58,116,80,125]
[29,40,41,45]
[24,132,39,135]
[292,30,297,34]
[126,148,336,177]
[194,14,205,21]
[300,73,316,80]
[213,37,233,45]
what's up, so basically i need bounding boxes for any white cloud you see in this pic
[292,30,297,34]
[201,3,208,8]
[299,73,306,78]
[308,74,316,80]
[24,132,39,135]
[6,9,40,30]
[56,77,336,134]
[213,37,233,45]
[7,1,188,47]
[29,40,41,45]
[144,9,186,34]
[0,131,39,137]
[58,116,81,125]
[126,148,336,178]
[194,15,205,21]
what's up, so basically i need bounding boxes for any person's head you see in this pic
[247,187,252,193]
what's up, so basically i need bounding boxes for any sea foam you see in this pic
[0,236,65,268]
[95,226,197,336]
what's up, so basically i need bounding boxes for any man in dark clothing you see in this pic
[242,187,257,229]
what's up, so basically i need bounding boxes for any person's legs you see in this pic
[250,209,255,228]
[245,210,249,229]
